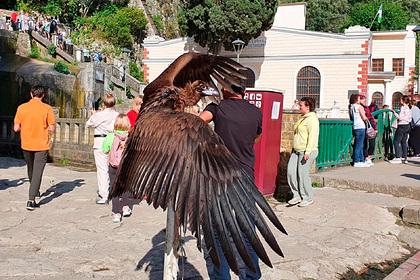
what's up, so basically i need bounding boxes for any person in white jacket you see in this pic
[86,93,119,203]
[390,95,412,164]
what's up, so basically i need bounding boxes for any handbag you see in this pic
[366,120,377,139]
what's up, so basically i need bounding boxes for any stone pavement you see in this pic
[1,157,420,280]
[312,158,420,200]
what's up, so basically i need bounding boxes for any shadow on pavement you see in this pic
[0,157,26,169]
[0,178,28,191]
[39,179,85,205]
[136,229,203,280]
[401,174,420,181]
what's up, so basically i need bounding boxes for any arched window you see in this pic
[392,92,403,110]
[240,67,256,88]
[371,92,383,108]
[296,66,321,108]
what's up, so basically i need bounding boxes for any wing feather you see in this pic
[109,110,287,274]
[142,53,248,109]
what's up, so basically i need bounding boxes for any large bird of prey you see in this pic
[109,52,287,274]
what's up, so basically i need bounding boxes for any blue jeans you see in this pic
[205,232,261,280]
[353,128,366,163]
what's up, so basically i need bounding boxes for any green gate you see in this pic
[316,109,397,169]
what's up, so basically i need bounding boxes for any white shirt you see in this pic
[86,108,119,149]
[351,104,366,130]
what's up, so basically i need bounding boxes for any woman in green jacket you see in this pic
[287,97,320,207]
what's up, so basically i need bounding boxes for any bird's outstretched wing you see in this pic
[110,110,287,274]
[142,53,248,106]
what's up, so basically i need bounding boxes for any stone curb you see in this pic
[384,251,420,280]
[311,175,420,201]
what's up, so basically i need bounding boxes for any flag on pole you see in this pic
[376,4,383,23]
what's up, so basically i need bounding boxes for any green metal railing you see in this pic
[316,109,397,169]
[317,119,353,168]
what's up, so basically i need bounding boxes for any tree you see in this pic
[178,0,279,54]
[305,0,350,32]
[346,1,410,31]
[396,0,420,24]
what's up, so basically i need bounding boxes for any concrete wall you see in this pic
[273,3,306,30]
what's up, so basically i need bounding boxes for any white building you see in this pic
[142,2,417,115]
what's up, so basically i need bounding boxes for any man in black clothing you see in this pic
[199,85,262,279]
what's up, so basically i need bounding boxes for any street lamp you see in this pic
[413,26,420,95]
[232,38,245,63]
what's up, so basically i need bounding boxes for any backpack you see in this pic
[109,133,127,168]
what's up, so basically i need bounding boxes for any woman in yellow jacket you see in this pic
[287,97,319,207]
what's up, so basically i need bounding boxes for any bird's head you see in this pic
[178,81,218,110]
[193,81,219,98]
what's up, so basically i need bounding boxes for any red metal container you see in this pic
[244,89,284,195]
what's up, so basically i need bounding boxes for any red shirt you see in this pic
[127,110,138,127]
[11,12,18,22]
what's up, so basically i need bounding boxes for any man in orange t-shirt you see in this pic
[14,86,56,210]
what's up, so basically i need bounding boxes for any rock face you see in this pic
[15,32,31,57]
[0,29,17,54]
[0,54,80,118]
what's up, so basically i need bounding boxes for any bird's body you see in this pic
[109,52,287,275]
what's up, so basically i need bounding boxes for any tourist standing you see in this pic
[390,96,412,164]
[349,94,369,167]
[102,114,132,223]
[287,97,319,207]
[126,96,143,127]
[360,95,376,166]
[409,101,420,157]
[200,85,262,279]
[13,86,56,210]
[86,93,119,204]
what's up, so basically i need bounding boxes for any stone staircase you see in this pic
[30,31,74,63]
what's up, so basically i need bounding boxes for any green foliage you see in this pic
[30,45,40,59]
[304,0,350,32]
[152,14,164,35]
[54,61,70,74]
[346,1,410,31]
[179,0,279,54]
[43,0,62,16]
[59,156,69,166]
[17,0,32,12]
[47,44,57,56]
[72,5,147,50]
[128,61,143,82]
[396,0,420,24]
[126,87,134,99]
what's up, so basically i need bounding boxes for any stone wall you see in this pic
[275,110,319,200]
[276,110,301,187]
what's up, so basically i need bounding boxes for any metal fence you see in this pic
[316,109,397,169]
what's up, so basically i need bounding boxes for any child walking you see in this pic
[102,113,132,223]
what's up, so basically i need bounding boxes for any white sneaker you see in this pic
[287,197,302,205]
[298,200,314,207]
[365,159,374,166]
[113,213,122,223]
[122,206,132,217]
[354,162,370,168]
[389,158,402,164]
[96,198,108,204]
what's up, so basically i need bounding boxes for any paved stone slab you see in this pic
[1,157,420,279]
[312,158,420,200]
